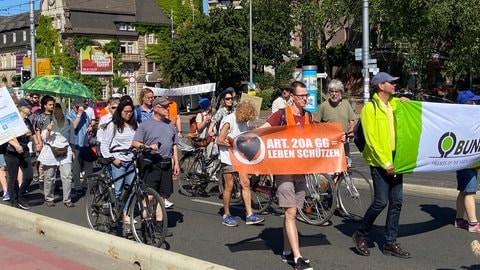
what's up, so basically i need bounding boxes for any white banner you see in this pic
[0,87,28,145]
[147,83,216,96]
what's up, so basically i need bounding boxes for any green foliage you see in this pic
[161,0,297,90]
[369,0,480,88]
[254,72,276,91]
[36,16,58,58]
[256,87,276,110]
[103,39,121,72]
[326,45,354,67]
[72,37,97,51]
[76,75,103,100]
[112,76,127,89]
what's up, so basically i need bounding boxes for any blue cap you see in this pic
[199,98,211,110]
[457,90,480,104]
[372,72,399,86]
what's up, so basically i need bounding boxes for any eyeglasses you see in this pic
[224,97,233,101]
[293,93,309,98]
[329,90,340,93]
[282,89,290,92]
[122,110,133,114]
[155,105,168,109]
[110,106,118,109]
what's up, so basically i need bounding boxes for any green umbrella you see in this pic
[19,75,95,99]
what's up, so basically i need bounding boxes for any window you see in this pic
[23,31,26,41]
[127,24,135,31]
[12,32,16,43]
[119,23,127,31]
[120,42,135,54]
[10,53,15,68]
[146,34,156,44]
[1,55,6,69]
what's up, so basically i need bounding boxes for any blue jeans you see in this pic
[111,161,135,212]
[358,166,403,244]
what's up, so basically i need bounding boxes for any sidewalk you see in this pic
[0,221,132,270]
[0,203,231,270]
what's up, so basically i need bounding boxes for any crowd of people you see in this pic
[2,72,479,270]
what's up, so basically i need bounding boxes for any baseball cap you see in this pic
[457,90,480,104]
[199,98,211,110]
[17,98,32,109]
[372,72,399,87]
[152,97,169,107]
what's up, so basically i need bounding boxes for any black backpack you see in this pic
[354,101,376,152]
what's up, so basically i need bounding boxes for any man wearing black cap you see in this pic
[132,97,180,211]
[3,99,35,209]
[352,72,411,258]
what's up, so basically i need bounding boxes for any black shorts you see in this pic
[143,159,173,197]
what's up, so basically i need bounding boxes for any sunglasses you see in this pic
[224,97,233,101]
[110,106,118,109]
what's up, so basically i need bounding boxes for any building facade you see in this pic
[0,0,170,99]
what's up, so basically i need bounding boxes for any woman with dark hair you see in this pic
[100,100,138,222]
[208,88,236,137]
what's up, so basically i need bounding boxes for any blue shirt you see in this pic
[66,110,91,147]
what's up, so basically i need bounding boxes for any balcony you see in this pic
[121,53,141,63]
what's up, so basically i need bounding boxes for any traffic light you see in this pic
[21,69,31,84]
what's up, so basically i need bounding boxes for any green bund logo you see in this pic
[438,132,480,158]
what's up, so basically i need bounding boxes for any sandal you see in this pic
[64,201,75,208]
[45,200,55,207]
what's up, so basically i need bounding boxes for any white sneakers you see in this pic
[164,199,174,209]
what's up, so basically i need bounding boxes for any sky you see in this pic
[0,0,40,16]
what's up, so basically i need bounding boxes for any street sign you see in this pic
[317,72,328,79]
[367,59,377,64]
[355,48,362,61]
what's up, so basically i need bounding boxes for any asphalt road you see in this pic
[9,163,479,270]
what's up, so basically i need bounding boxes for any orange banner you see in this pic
[229,123,346,175]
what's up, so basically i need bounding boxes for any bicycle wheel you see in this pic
[250,174,274,214]
[85,177,114,233]
[178,152,207,196]
[338,169,373,222]
[129,187,168,247]
[297,173,336,226]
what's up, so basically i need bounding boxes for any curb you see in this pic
[0,204,232,270]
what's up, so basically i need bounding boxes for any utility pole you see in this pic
[362,0,369,103]
[30,0,36,78]
[171,9,174,39]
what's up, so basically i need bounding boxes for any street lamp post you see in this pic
[362,0,370,103]
[249,0,253,84]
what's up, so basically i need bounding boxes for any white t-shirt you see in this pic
[271,96,292,113]
[218,113,248,165]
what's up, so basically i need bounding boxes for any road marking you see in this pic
[191,199,223,206]
[191,199,245,210]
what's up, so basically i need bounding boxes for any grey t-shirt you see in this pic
[133,117,178,158]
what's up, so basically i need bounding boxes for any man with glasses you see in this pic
[260,81,313,270]
[30,93,41,113]
[352,72,411,259]
[314,79,355,160]
[132,97,180,210]
[97,97,120,152]
[271,83,293,113]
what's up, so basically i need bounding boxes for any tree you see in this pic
[370,0,480,90]
[161,0,297,89]
[294,0,361,77]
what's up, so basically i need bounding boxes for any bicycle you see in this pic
[178,139,242,202]
[297,157,373,225]
[335,157,373,222]
[85,145,168,247]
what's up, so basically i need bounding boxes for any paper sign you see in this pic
[0,87,28,145]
